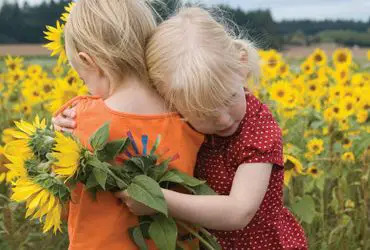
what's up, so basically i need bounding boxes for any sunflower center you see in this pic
[314,54,322,62]
[280,65,287,73]
[68,77,76,85]
[268,58,277,67]
[338,53,347,63]
[313,145,319,151]
[277,90,285,98]
[285,159,295,170]
[310,168,318,174]
[333,107,339,113]
[346,103,353,111]
[9,63,16,70]
[43,84,52,93]
[309,85,316,91]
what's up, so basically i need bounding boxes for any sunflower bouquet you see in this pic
[4,116,221,250]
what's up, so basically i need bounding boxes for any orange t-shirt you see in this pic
[55,96,204,250]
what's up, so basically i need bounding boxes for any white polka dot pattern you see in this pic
[196,94,308,250]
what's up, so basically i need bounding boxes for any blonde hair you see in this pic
[146,7,260,116]
[64,0,157,81]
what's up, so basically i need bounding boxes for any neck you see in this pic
[104,75,169,114]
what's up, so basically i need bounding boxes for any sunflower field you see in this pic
[1,3,370,250]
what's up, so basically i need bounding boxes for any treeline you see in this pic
[0,0,369,49]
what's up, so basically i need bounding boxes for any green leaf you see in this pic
[93,168,107,190]
[310,120,324,129]
[167,169,206,187]
[199,228,222,250]
[315,175,325,191]
[148,159,170,182]
[159,170,184,185]
[86,174,99,189]
[89,122,110,151]
[138,216,153,239]
[291,195,316,224]
[127,175,168,216]
[148,214,177,250]
[129,226,149,250]
[192,184,217,195]
[97,138,130,162]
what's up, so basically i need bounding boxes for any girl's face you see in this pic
[184,84,247,137]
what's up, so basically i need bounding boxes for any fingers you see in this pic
[52,114,76,130]
[62,107,76,119]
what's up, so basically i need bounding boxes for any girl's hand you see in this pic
[115,191,157,216]
[52,107,77,133]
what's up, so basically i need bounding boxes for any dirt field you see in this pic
[0,43,369,59]
[0,44,50,56]
[283,43,369,60]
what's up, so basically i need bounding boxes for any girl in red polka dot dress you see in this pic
[54,7,308,250]
[126,7,308,250]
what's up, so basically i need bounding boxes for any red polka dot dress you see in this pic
[195,93,308,250]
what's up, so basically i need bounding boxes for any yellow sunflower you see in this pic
[27,65,43,78]
[305,79,325,99]
[48,78,88,113]
[306,165,322,179]
[44,20,67,65]
[278,63,291,78]
[22,84,44,105]
[52,65,65,77]
[8,116,47,144]
[2,128,18,144]
[11,176,63,233]
[283,154,303,186]
[311,48,327,67]
[60,2,75,22]
[307,138,324,155]
[7,69,26,84]
[5,55,24,71]
[261,50,283,79]
[328,84,344,102]
[300,58,315,76]
[341,152,355,163]
[52,132,81,178]
[291,75,305,93]
[356,109,368,123]
[269,80,293,104]
[331,104,346,121]
[0,146,11,183]
[351,73,366,88]
[339,96,357,118]
[333,48,352,69]
[341,137,352,149]
[333,67,350,86]
[12,102,33,116]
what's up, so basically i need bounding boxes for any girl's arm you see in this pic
[120,163,272,231]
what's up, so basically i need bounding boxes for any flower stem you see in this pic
[176,220,217,250]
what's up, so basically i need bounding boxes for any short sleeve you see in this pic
[237,108,284,168]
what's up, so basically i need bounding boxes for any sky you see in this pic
[10,0,370,21]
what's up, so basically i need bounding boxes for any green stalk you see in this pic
[176,220,216,250]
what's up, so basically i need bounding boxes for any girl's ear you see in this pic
[78,52,104,75]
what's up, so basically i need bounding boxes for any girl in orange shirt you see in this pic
[55,1,203,249]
